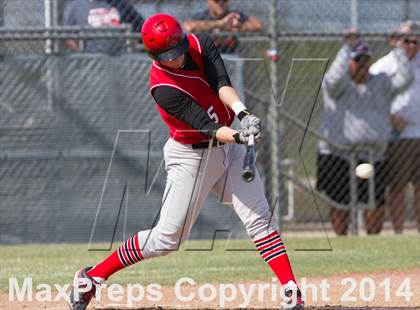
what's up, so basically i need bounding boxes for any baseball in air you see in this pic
[355,163,374,179]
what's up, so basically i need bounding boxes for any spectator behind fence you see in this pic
[317,32,413,235]
[63,0,144,54]
[183,0,262,53]
[370,21,420,234]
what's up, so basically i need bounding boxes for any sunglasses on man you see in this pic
[214,0,229,3]
[353,54,371,64]
[403,38,418,45]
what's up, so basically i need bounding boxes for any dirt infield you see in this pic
[2,269,419,310]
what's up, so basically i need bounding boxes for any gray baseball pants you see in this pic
[137,138,277,259]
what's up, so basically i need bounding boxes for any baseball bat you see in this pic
[242,134,256,182]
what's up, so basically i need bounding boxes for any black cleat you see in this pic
[67,267,97,310]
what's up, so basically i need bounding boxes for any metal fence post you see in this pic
[52,0,60,53]
[0,0,3,54]
[350,152,358,235]
[0,0,3,27]
[44,0,55,111]
[368,148,375,210]
[268,0,285,224]
[404,0,411,21]
[44,0,52,54]
[351,0,358,29]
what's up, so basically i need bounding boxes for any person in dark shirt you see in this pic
[63,0,144,54]
[184,0,262,53]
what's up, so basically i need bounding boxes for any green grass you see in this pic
[1,235,419,292]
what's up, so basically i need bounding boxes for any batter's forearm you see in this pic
[218,86,243,110]
[218,86,252,123]
[217,86,262,144]
[215,126,239,144]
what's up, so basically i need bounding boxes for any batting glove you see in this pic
[239,111,263,143]
[233,131,249,144]
[233,130,262,144]
[233,125,263,144]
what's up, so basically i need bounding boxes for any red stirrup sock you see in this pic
[254,231,297,286]
[87,233,143,282]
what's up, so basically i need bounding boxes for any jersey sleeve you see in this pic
[152,86,223,137]
[197,33,232,93]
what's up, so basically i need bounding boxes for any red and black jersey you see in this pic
[150,34,234,144]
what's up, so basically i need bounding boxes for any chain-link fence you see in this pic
[3,0,420,30]
[0,52,274,244]
[3,0,420,54]
[1,0,419,244]
[275,34,420,237]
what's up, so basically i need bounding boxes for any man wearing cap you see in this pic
[370,21,420,234]
[316,32,414,235]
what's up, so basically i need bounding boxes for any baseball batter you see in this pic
[68,13,303,310]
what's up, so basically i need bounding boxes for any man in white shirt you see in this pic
[317,32,413,236]
[370,21,420,233]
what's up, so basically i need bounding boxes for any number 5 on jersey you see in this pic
[207,106,219,123]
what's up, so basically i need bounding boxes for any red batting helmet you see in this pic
[141,13,189,61]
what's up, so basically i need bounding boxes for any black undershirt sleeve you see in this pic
[198,33,232,93]
[152,87,222,137]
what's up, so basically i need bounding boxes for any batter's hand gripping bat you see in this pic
[242,134,256,182]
